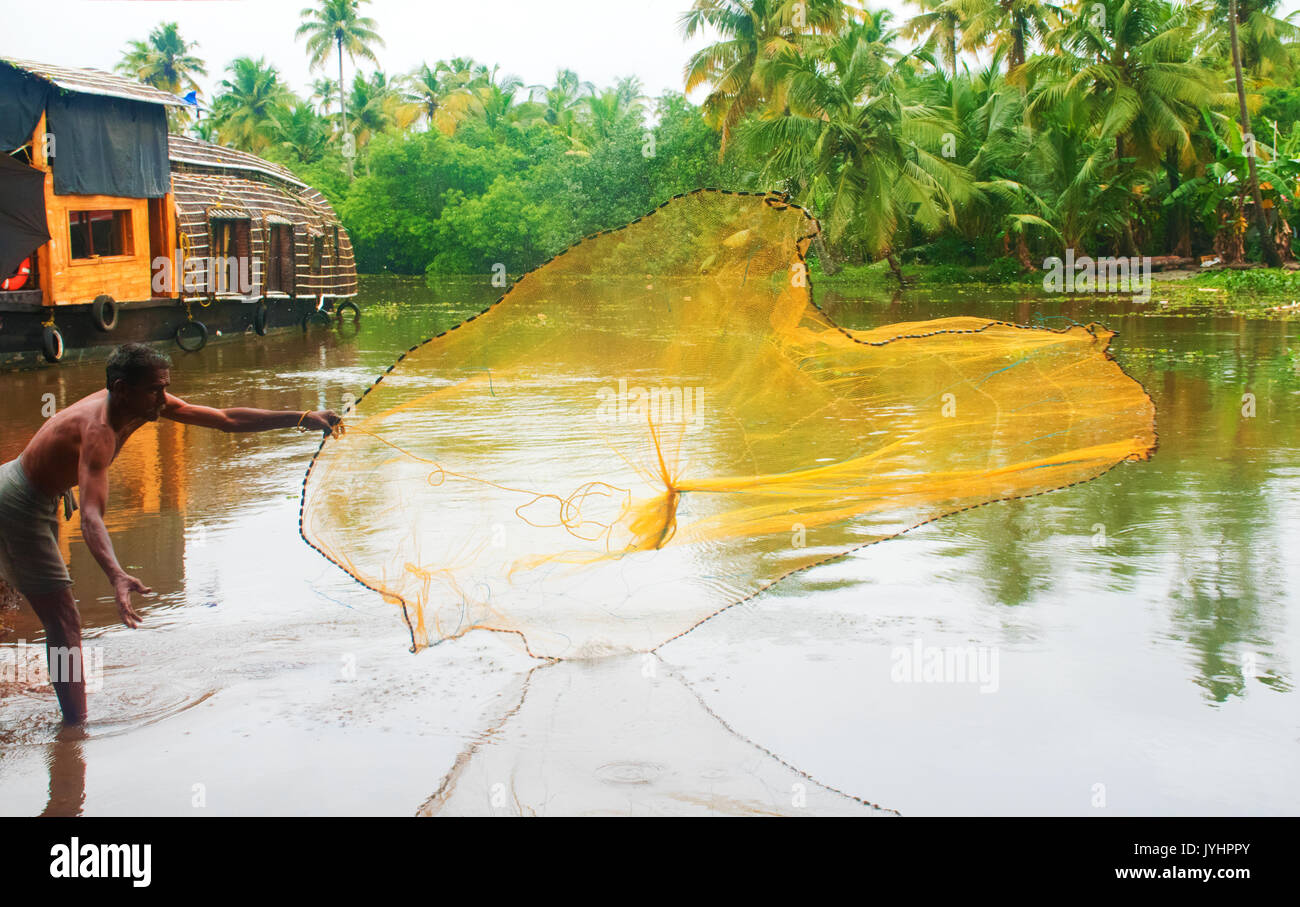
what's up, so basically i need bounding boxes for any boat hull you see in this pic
[0,295,355,369]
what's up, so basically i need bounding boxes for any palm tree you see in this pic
[918,53,1055,265]
[679,0,848,155]
[1225,0,1282,264]
[582,77,649,144]
[439,57,492,90]
[529,69,596,141]
[614,75,648,109]
[1023,0,1225,254]
[191,118,220,144]
[905,0,964,76]
[459,67,534,135]
[737,17,975,279]
[1022,97,1132,255]
[209,57,293,153]
[116,22,207,128]
[405,62,477,134]
[346,70,418,154]
[311,77,339,116]
[270,101,330,163]
[1197,0,1300,81]
[949,0,1064,74]
[296,0,384,176]
[1027,0,1221,167]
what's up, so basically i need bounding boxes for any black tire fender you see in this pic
[176,320,208,352]
[42,324,64,363]
[335,300,360,323]
[91,294,118,331]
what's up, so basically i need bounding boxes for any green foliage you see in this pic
[984,256,1024,283]
[429,177,565,274]
[923,263,975,283]
[646,93,735,195]
[329,86,752,276]
[1192,268,1300,290]
[809,259,896,285]
[902,234,977,265]
[1261,86,1300,136]
[341,128,520,272]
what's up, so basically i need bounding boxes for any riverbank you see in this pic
[810,259,1300,318]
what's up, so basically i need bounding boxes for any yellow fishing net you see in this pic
[300,189,1156,656]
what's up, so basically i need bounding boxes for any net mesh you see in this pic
[300,189,1156,656]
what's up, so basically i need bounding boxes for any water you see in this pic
[0,274,1296,815]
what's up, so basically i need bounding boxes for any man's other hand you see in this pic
[113,574,151,628]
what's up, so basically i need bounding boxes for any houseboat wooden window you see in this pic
[266,223,295,295]
[310,234,325,273]
[69,210,131,259]
[332,226,340,260]
[209,217,251,293]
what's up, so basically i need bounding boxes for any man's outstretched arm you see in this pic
[78,426,150,627]
[161,393,342,436]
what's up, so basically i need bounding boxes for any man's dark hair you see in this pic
[106,343,172,391]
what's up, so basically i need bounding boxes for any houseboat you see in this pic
[0,57,358,367]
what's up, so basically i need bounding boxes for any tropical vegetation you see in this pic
[115,0,1300,278]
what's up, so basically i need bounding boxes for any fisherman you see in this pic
[0,343,343,724]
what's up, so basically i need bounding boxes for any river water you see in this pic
[0,274,1296,815]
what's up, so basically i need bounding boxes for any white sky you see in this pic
[1,0,1297,106]
[0,0,911,103]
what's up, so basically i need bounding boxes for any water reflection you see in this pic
[419,655,893,816]
[39,727,87,818]
[819,283,1298,705]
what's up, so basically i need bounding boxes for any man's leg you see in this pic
[25,586,86,725]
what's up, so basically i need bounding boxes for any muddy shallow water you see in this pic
[1,275,1296,816]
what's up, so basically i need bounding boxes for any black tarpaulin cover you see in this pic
[46,90,170,198]
[0,153,50,280]
[0,64,50,151]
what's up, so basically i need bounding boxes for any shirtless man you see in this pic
[0,343,342,724]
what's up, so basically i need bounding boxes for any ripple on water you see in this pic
[0,686,217,746]
[594,760,665,785]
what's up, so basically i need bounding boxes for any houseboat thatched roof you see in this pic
[167,135,309,188]
[168,137,357,300]
[0,57,187,107]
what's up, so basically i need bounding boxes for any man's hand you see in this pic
[303,410,345,438]
[113,574,151,628]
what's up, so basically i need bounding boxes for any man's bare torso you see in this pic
[19,390,148,498]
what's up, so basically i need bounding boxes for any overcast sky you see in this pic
[0,0,927,103]
[2,0,1297,106]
